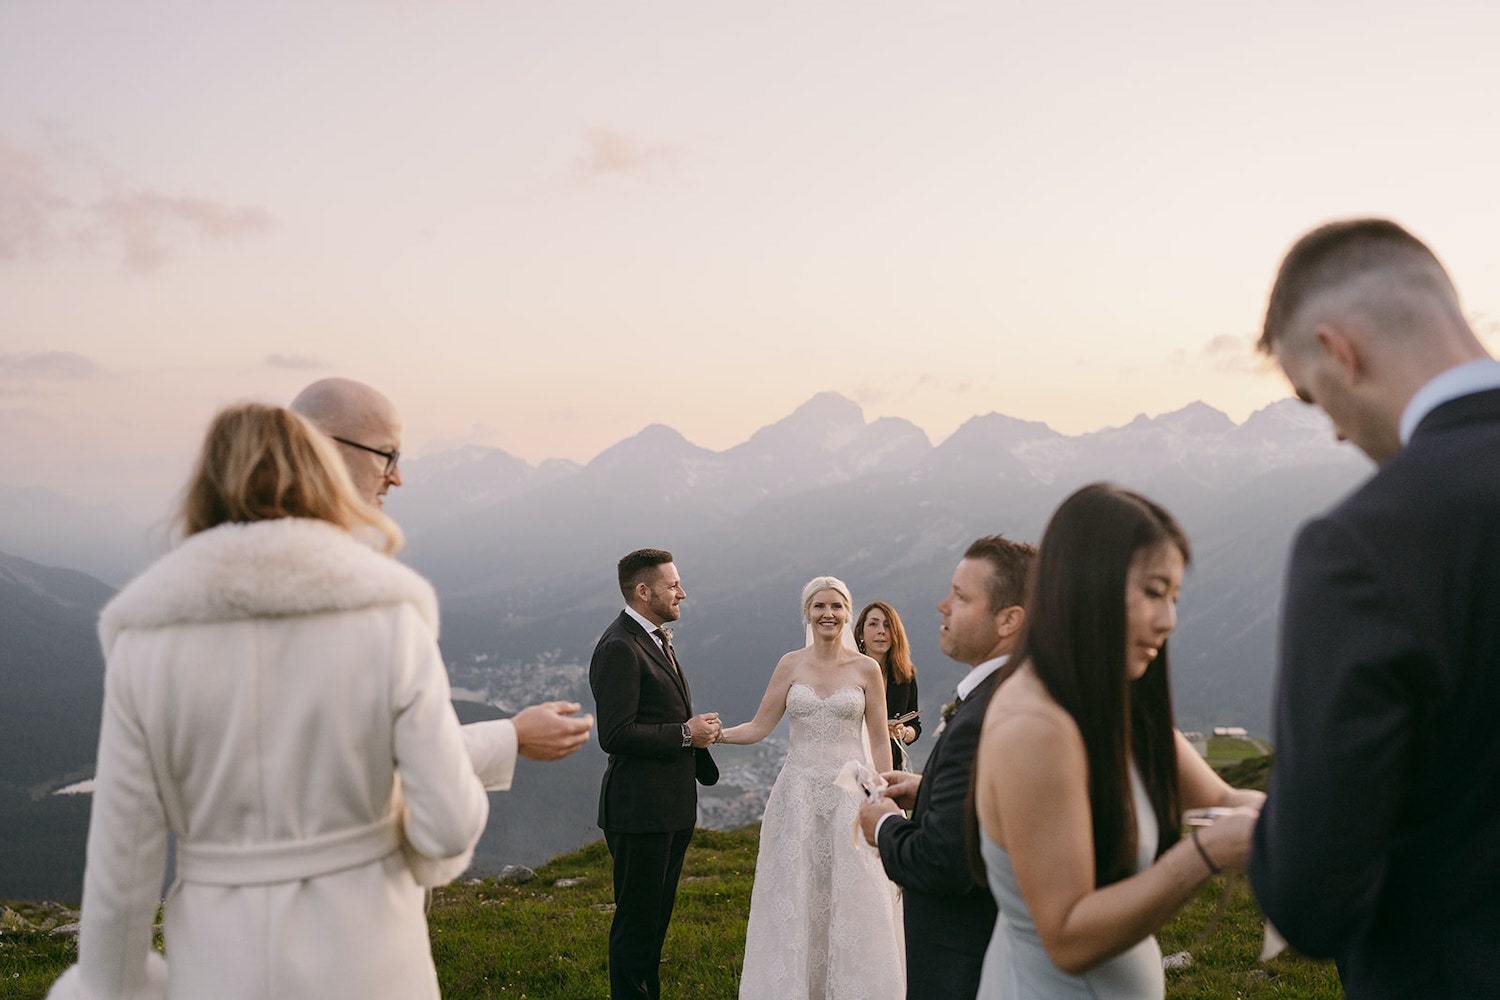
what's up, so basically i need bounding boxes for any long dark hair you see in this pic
[855,601,916,685]
[1021,482,1189,888]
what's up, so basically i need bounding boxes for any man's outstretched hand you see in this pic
[513,701,594,761]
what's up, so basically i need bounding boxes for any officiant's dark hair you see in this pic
[1021,483,1188,888]
[618,548,674,600]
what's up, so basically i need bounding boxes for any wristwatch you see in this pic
[681,723,693,748]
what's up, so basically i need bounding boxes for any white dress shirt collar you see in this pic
[624,605,665,648]
[1399,358,1500,445]
[957,654,1010,701]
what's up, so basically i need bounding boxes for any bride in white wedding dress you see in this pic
[719,576,905,1000]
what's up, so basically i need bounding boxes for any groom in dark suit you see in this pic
[858,536,1034,999]
[591,549,720,1000]
[1248,219,1500,999]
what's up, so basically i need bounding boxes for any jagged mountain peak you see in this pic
[1111,401,1233,435]
[740,393,866,450]
[400,444,529,481]
[786,392,864,424]
[1240,397,1329,432]
[585,424,715,477]
[1157,401,1235,434]
[940,411,1060,449]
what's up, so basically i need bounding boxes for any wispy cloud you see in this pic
[0,350,99,380]
[1201,332,1264,374]
[573,127,677,180]
[265,353,330,371]
[93,189,272,274]
[0,350,99,396]
[0,136,70,260]
[0,129,273,273]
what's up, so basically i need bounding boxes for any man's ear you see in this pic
[995,605,1025,638]
[1314,322,1363,381]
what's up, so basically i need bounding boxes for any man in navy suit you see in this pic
[857,536,1035,1000]
[1248,219,1500,998]
[590,549,720,1000]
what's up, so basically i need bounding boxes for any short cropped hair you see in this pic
[1259,218,1449,354]
[963,535,1036,614]
[179,403,401,553]
[618,548,674,600]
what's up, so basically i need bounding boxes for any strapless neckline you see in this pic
[789,682,862,701]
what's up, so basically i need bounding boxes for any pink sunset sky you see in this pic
[4,1,1500,520]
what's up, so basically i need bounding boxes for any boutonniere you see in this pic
[935,696,962,735]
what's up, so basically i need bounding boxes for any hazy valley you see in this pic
[0,393,1370,901]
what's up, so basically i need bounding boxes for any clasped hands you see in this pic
[687,712,722,748]
[857,770,921,846]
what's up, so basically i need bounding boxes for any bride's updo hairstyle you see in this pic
[179,403,402,554]
[801,575,854,621]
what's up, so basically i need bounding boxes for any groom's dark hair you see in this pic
[963,535,1036,614]
[618,548,674,600]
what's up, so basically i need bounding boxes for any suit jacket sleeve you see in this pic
[1249,516,1418,957]
[591,633,684,759]
[876,708,982,896]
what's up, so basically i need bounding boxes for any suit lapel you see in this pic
[916,671,1001,818]
[625,614,691,708]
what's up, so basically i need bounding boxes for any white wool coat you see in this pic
[48,518,515,1000]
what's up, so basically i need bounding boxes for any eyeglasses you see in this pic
[331,436,400,477]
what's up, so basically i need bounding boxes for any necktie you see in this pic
[655,628,680,675]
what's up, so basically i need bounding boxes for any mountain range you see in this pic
[0,392,1372,901]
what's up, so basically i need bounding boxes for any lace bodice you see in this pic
[784,684,868,765]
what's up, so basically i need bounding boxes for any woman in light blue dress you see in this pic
[971,484,1265,999]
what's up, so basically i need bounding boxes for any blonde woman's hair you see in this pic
[801,575,853,619]
[179,403,402,553]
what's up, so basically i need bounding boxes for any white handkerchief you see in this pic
[834,759,889,851]
[834,759,887,801]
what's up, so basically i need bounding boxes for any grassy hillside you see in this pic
[1,820,1340,999]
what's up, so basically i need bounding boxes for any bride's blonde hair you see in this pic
[800,575,854,620]
[178,403,402,553]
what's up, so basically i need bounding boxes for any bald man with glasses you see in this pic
[292,378,405,509]
[292,377,593,779]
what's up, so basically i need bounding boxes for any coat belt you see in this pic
[176,814,402,886]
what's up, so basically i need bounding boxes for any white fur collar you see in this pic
[99,518,439,650]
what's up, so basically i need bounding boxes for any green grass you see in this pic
[1206,735,1272,767]
[428,829,753,998]
[0,902,91,1000]
[3,757,1342,999]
